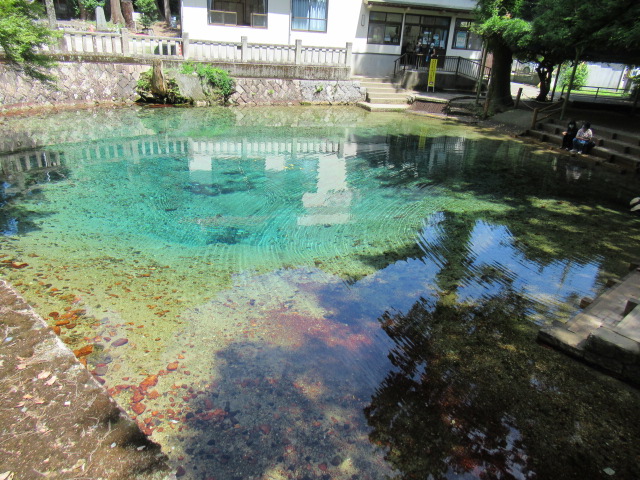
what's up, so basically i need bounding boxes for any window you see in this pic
[452,19,482,50]
[367,11,403,45]
[291,0,328,32]
[402,15,450,51]
[208,0,268,28]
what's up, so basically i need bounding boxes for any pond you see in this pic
[2,106,640,480]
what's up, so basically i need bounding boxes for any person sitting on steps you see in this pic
[571,122,594,154]
[562,119,578,150]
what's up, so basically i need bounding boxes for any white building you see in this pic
[180,0,482,77]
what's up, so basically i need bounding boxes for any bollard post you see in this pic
[345,42,353,68]
[531,108,539,130]
[515,87,523,108]
[295,39,302,65]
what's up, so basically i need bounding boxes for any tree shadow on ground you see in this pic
[175,331,394,480]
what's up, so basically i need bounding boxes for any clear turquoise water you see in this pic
[2,106,640,479]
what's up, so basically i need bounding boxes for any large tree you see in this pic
[474,0,533,111]
[475,0,640,109]
[110,0,125,24]
[529,0,640,100]
[0,0,59,82]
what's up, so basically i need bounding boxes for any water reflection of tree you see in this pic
[356,133,640,280]
[366,289,536,479]
[365,284,640,479]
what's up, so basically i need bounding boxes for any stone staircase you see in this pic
[526,118,640,172]
[354,76,412,111]
[538,266,640,386]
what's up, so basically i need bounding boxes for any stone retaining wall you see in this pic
[0,60,147,113]
[0,59,365,113]
[232,78,364,105]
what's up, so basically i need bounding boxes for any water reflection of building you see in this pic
[354,134,468,178]
[299,147,353,226]
[185,138,354,226]
[1,131,471,225]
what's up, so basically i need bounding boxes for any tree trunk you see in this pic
[44,0,57,27]
[164,0,172,26]
[155,0,166,20]
[121,0,136,30]
[110,0,125,25]
[486,39,514,111]
[560,48,583,120]
[151,60,168,98]
[536,64,554,101]
[79,2,88,21]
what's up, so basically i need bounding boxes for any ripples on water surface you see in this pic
[2,106,640,479]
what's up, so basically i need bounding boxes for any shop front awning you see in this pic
[363,0,475,14]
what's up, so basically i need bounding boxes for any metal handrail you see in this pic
[561,85,631,101]
[394,54,491,81]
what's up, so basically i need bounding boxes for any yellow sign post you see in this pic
[427,59,438,92]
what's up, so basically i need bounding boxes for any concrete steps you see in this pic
[538,267,640,385]
[354,76,412,107]
[526,119,640,172]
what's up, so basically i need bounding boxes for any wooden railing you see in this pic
[37,30,352,67]
[530,99,565,129]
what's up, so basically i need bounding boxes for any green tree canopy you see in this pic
[0,0,59,82]
[475,0,640,108]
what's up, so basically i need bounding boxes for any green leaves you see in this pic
[135,0,158,28]
[181,62,236,103]
[0,0,60,82]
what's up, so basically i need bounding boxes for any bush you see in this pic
[76,0,105,17]
[0,0,60,82]
[181,62,236,103]
[135,0,157,28]
[559,62,589,91]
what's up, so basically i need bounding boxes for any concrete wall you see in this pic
[181,0,363,47]
[231,78,365,105]
[586,63,627,89]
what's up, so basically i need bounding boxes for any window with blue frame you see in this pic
[291,0,328,32]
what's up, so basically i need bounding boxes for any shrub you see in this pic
[559,62,589,91]
[181,62,236,104]
[135,0,157,28]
